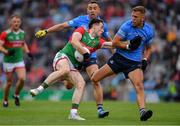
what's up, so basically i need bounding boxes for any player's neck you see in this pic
[11,28,19,33]
[89,30,95,39]
[137,22,144,28]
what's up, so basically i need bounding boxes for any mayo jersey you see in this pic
[0,29,25,63]
[60,27,105,68]
[67,15,110,58]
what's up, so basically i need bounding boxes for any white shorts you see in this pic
[53,52,76,71]
[3,61,25,72]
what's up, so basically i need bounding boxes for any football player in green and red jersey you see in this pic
[30,19,112,120]
[35,0,111,118]
[0,14,33,107]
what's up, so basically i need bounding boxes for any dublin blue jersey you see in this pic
[116,20,154,61]
[68,15,110,58]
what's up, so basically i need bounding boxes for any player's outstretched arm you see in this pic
[112,35,142,50]
[112,35,130,49]
[35,22,69,38]
[101,42,113,49]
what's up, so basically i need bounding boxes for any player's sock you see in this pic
[41,82,49,89]
[97,104,109,118]
[70,108,78,115]
[14,94,19,97]
[72,103,79,109]
[97,104,104,113]
[139,108,146,116]
[71,104,79,115]
[37,85,44,92]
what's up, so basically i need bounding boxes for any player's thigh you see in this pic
[53,53,71,72]
[86,64,99,78]
[67,71,85,87]
[55,58,71,72]
[14,61,26,80]
[92,64,114,82]
[128,68,144,85]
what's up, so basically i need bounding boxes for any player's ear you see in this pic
[8,19,12,26]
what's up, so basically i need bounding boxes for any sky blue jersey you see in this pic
[116,20,155,62]
[67,15,110,58]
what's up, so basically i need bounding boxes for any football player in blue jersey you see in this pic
[35,0,110,118]
[92,6,154,121]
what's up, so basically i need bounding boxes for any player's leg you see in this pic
[67,71,85,120]
[86,64,109,118]
[3,72,13,107]
[91,64,114,83]
[128,69,153,121]
[30,58,70,96]
[14,67,26,106]
[2,62,14,107]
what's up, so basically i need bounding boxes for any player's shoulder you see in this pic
[74,26,86,34]
[3,29,11,34]
[19,29,25,33]
[144,22,154,36]
[120,20,132,30]
[123,20,132,27]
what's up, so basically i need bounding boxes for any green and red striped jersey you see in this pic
[60,27,105,67]
[0,29,25,63]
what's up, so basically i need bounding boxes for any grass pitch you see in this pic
[0,100,180,125]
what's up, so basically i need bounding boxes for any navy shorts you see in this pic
[107,53,142,78]
[83,58,97,68]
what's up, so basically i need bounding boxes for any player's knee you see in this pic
[134,82,144,92]
[6,78,13,86]
[91,75,98,83]
[92,80,100,86]
[18,78,25,83]
[76,81,85,90]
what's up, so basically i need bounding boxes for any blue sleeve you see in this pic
[102,22,110,39]
[116,22,128,40]
[146,27,155,45]
[67,16,81,28]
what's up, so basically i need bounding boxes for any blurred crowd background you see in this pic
[0,0,180,102]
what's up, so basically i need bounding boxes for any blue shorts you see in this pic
[90,52,97,59]
[83,58,97,68]
[107,53,142,78]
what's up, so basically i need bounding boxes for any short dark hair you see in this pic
[88,18,103,29]
[132,6,146,14]
[88,0,99,5]
[10,14,21,20]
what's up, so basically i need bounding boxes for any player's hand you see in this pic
[142,58,148,71]
[7,50,15,56]
[127,36,142,50]
[27,53,34,60]
[83,52,90,62]
[35,30,48,38]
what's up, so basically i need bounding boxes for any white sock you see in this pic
[37,86,44,92]
[70,109,77,115]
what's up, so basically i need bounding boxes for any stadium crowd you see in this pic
[0,0,180,102]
